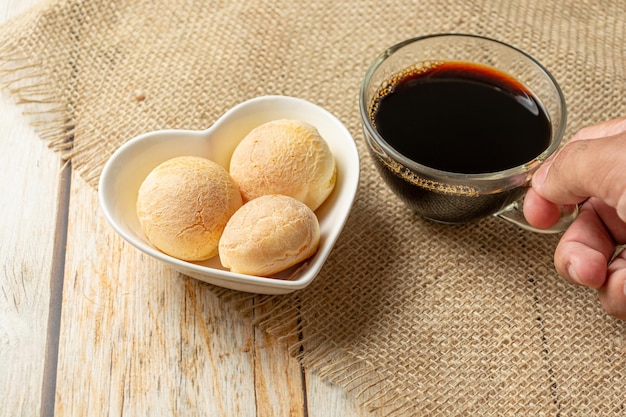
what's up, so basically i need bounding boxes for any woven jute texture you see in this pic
[2,0,625,415]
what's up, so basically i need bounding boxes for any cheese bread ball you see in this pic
[218,194,320,276]
[229,119,336,211]
[136,156,242,261]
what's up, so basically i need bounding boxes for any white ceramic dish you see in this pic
[98,95,360,294]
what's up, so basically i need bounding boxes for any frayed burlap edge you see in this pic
[217,289,420,416]
[3,1,625,415]
[0,6,75,162]
[0,49,74,156]
[0,4,419,414]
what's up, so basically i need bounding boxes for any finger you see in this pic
[589,197,626,244]
[532,133,626,205]
[522,187,562,229]
[532,121,626,214]
[598,249,626,320]
[570,116,626,141]
[553,199,615,289]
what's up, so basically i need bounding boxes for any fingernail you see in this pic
[533,163,551,188]
[567,263,580,284]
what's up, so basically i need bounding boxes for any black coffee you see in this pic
[371,61,551,173]
[368,61,552,223]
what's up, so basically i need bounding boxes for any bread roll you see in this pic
[136,156,242,261]
[218,194,320,276]
[229,119,336,211]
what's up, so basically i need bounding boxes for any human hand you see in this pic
[523,116,626,320]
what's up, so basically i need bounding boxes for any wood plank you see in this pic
[252,299,305,416]
[54,172,307,416]
[0,0,372,414]
[0,3,62,417]
[0,91,61,417]
[306,371,373,417]
[250,296,371,417]
[55,170,367,416]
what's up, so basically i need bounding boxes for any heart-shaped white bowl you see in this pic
[98,95,360,294]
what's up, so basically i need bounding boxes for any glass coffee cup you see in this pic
[359,34,577,233]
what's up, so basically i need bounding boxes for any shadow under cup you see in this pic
[359,34,567,227]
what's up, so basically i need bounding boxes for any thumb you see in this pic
[532,126,626,221]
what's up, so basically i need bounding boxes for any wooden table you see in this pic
[0,1,368,415]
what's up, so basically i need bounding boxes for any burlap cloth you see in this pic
[2,0,625,415]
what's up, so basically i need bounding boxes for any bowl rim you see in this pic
[358,33,567,183]
[98,95,360,293]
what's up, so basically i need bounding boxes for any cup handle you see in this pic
[495,197,579,234]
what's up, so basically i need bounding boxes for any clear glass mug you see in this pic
[359,34,577,233]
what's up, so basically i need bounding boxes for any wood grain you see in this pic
[0,1,369,415]
[54,171,307,416]
[55,171,367,416]
[0,3,62,417]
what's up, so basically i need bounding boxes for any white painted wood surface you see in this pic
[0,1,367,415]
[0,2,62,416]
